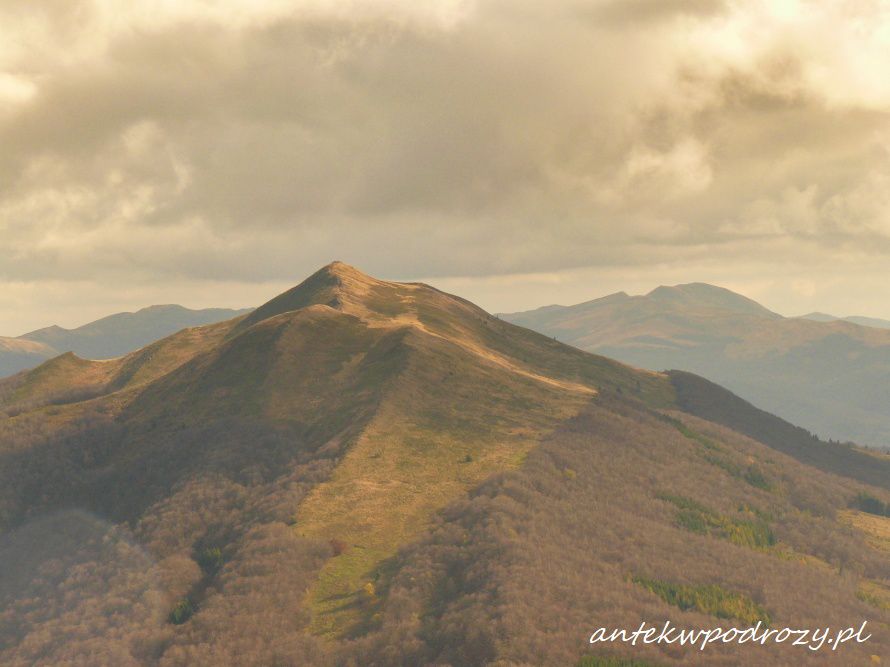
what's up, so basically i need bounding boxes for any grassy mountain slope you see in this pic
[0,318,241,418]
[0,264,887,665]
[502,283,890,448]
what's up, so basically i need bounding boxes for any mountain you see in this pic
[502,283,890,448]
[647,282,780,318]
[0,337,57,379]
[19,304,253,360]
[846,315,890,329]
[0,305,252,379]
[0,263,887,666]
[801,311,890,330]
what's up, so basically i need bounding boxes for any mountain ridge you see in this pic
[647,282,781,318]
[0,304,252,379]
[21,303,253,359]
[0,336,59,380]
[800,311,890,330]
[502,282,890,448]
[0,263,887,665]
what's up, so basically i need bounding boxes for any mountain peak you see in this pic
[320,259,364,277]
[317,260,386,292]
[232,261,391,334]
[647,283,779,317]
[138,304,189,314]
[799,311,837,323]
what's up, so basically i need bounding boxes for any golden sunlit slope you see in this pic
[0,317,242,417]
[237,262,672,401]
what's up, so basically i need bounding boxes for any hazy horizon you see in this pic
[2,1,889,333]
[4,265,888,338]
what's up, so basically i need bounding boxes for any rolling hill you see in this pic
[502,283,890,449]
[0,263,887,666]
[0,305,251,378]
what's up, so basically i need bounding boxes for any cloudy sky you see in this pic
[1,0,889,333]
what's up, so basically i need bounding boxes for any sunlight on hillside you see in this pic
[295,331,591,637]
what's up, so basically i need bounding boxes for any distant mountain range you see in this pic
[502,283,890,448]
[801,311,890,329]
[0,305,251,378]
[0,262,887,665]
[0,337,54,380]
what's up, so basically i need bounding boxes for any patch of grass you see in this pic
[842,510,890,554]
[308,545,390,637]
[632,576,770,625]
[168,598,196,625]
[856,579,890,611]
[365,284,414,318]
[743,465,773,491]
[773,547,833,570]
[657,493,775,549]
[196,547,223,576]
[669,419,722,451]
